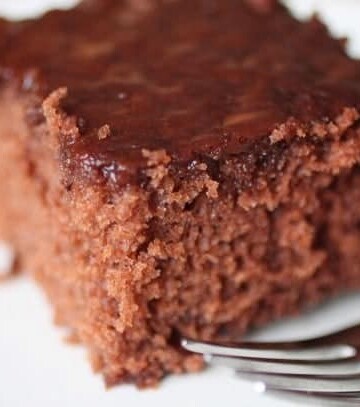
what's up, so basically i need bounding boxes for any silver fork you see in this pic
[181,323,360,406]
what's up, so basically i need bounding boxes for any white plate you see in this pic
[1,1,360,406]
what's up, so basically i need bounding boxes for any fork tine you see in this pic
[208,355,360,377]
[181,338,356,361]
[237,372,360,393]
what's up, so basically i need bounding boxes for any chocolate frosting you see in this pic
[1,0,360,185]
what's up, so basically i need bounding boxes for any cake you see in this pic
[1,0,360,387]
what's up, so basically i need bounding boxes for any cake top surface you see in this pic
[1,0,360,185]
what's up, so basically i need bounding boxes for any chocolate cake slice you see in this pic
[1,0,360,387]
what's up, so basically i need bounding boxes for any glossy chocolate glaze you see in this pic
[1,0,360,185]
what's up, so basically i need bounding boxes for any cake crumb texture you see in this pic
[1,88,360,386]
[1,0,360,388]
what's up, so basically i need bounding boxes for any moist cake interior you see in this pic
[1,0,360,387]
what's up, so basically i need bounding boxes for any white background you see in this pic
[1,1,360,406]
